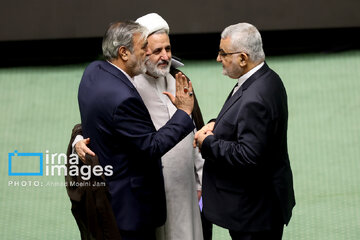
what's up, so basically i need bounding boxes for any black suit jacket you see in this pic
[201,62,295,232]
[78,61,195,231]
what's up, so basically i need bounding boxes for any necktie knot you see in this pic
[232,83,240,96]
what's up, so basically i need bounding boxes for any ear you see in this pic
[239,52,249,67]
[118,46,129,61]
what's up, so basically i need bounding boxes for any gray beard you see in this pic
[130,55,147,76]
[145,60,171,78]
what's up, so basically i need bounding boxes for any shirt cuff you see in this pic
[72,135,84,154]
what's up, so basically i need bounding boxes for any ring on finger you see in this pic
[184,87,189,93]
[189,91,193,96]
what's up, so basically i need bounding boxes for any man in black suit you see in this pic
[78,21,195,240]
[194,23,295,240]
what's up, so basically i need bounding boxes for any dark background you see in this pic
[1,0,360,66]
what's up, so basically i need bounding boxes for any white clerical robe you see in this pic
[134,73,204,240]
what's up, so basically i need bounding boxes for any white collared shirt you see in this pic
[232,61,264,95]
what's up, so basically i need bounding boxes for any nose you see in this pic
[216,54,222,62]
[160,49,170,61]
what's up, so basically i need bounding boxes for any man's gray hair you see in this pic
[102,21,148,60]
[221,23,265,63]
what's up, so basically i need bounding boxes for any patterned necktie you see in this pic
[231,82,240,96]
[223,83,239,104]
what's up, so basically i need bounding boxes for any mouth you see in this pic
[157,60,169,68]
[158,64,168,68]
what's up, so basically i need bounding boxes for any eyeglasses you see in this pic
[218,50,248,58]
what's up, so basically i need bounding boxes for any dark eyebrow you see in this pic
[152,47,162,53]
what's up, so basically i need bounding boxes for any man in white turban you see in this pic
[71,13,205,240]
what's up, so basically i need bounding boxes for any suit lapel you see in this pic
[214,62,270,128]
[214,86,243,128]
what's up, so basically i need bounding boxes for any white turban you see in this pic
[136,13,170,35]
[136,13,183,68]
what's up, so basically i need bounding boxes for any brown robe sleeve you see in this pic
[65,124,121,240]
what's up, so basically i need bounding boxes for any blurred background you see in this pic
[1,0,360,239]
